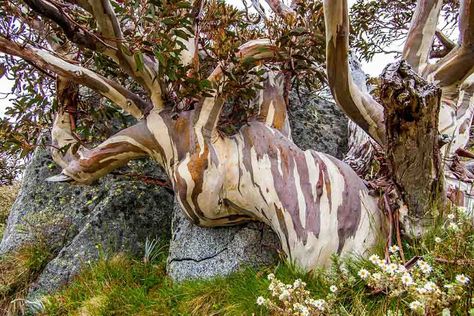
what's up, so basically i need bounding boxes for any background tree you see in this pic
[0,0,473,271]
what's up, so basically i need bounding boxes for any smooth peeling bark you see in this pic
[424,0,474,88]
[0,38,148,119]
[323,0,385,145]
[51,69,381,271]
[402,0,443,73]
[381,60,444,234]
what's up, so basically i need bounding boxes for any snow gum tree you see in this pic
[0,0,472,271]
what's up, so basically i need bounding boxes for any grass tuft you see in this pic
[0,184,19,239]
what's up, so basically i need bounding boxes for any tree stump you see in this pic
[381,60,444,233]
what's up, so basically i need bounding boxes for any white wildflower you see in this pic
[267,273,275,281]
[293,279,302,288]
[417,287,427,294]
[256,296,266,306]
[401,273,414,286]
[376,259,387,269]
[397,265,407,273]
[389,245,399,253]
[448,222,459,231]
[358,269,370,279]
[388,263,399,275]
[456,274,470,285]
[447,214,455,220]
[268,283,275,291]
[369,254,380,264]
[372,273,382,281]
[279,289,290,301]
[423,281,438,292]
[311,299,326,311]
[330,285,338,293]
[417,260,432,275]
[409,300,424,312]
[435,237,442,243]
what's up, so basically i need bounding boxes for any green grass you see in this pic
[39,208,473,316]
[0,242,53,315]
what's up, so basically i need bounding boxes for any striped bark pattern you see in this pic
[3,0,474,272]
[54,71,380,270]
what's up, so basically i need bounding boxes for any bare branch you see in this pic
[24,0,165,110]
[425,0,474,87]
[402,0,443,73]
[264,0,296,20]
[59,121,156,184]
[435,29,456,51]
[323,0,385,145]
[0,37,148,119]
[194,39,282,141]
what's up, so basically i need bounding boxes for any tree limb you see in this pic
[425,0,474,87]
[194,39,282,143]
[323,0,385,145]
[0,36,148,119]
[264,0,296,20]
[402,0,443,73]
[24,0,165,110]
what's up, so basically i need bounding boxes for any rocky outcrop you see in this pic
[289,89,348,159]
[0,145,173,296]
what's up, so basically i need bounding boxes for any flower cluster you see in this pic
[358,245,469,314]
[256,273,336,315]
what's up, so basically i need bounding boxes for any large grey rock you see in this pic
[289,89,348,159]
[167,203,281,281]
[167,92,348,281]
[0,144,173,296]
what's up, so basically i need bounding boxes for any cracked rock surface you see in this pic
[167,202,281,282]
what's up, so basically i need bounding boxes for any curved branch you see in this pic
[24,0,165,110]
[323,0,385,145]
[194,39,283,142]
[55,121,156,184]
[0,37,148,119]
[425,0,474,87]
[402,0,443,73]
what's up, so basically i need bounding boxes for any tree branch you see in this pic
[194,39,282,142]
[323,0,385,145]
[24,0,165,110]
[264,0,296,20]
[402,0,443,73]
[425,0,474,87]
[53,121,156,184]
[0,37,148,119]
